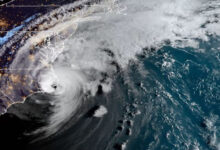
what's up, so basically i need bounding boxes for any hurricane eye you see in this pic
[51,84,57,89]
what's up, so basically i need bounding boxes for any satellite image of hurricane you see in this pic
[0,0,220,150]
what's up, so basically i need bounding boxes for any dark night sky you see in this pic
[0,0,73,35]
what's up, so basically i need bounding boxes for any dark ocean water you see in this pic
[124,38,220,150]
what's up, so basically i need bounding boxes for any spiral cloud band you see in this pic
[0,0,220,137]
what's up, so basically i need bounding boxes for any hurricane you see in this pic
[0,0,220,149]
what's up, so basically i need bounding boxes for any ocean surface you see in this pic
[124,39,220,150]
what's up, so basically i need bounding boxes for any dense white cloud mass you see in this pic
[2,0,220,138]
